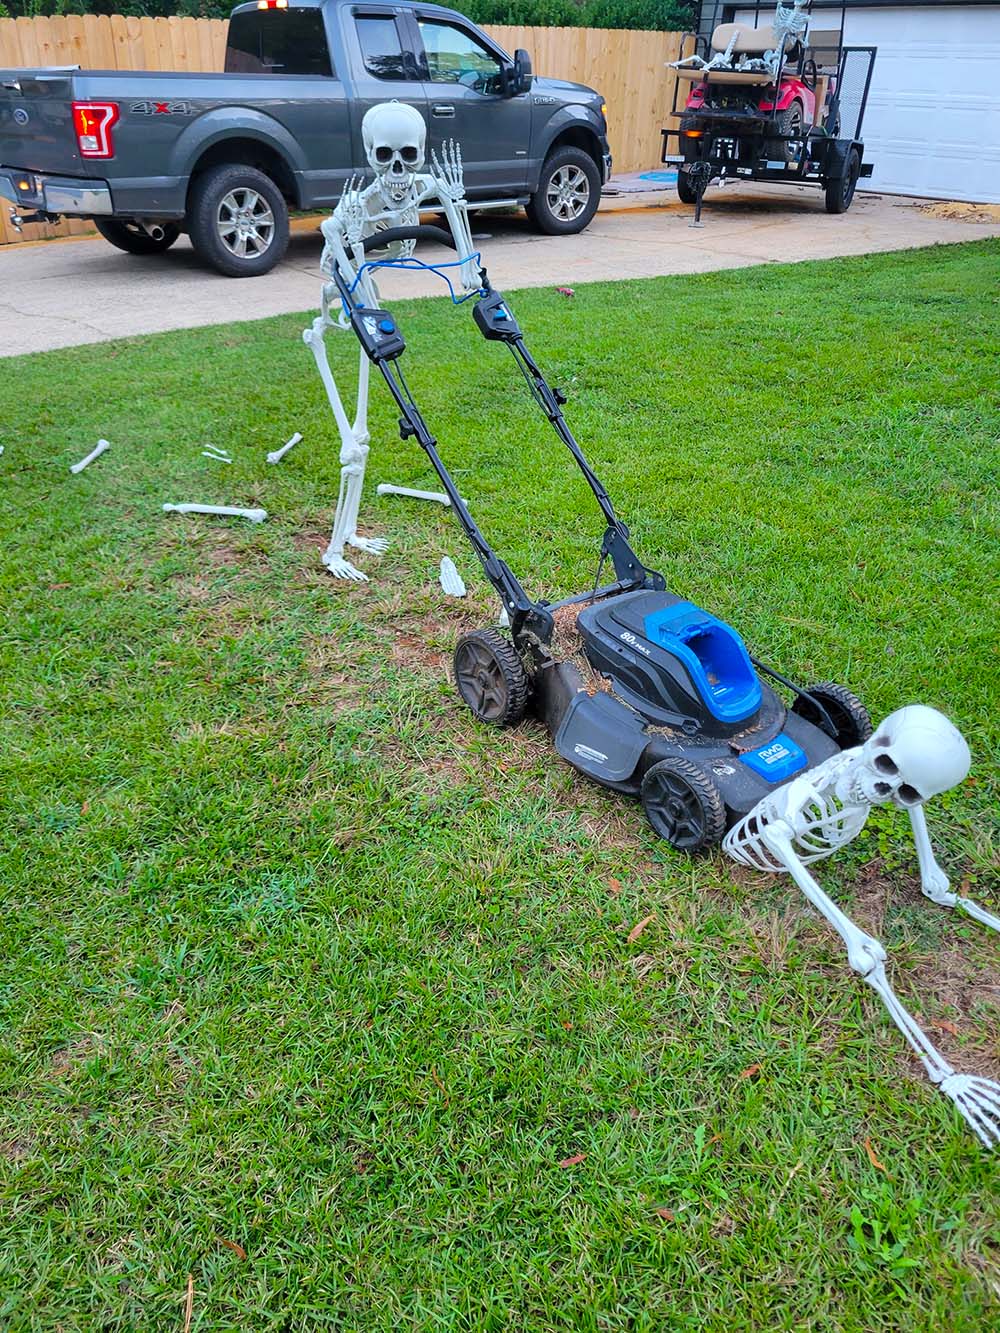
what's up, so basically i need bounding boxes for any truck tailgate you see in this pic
[0,70,89,174]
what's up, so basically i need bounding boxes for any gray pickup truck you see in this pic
[0,0,611,276]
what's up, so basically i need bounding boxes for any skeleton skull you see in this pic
[362,101,426,205]
[854,705,971,808]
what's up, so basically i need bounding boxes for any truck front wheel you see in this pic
[187,164,289,278]
[526,146,601,235]
[94,219,180,255]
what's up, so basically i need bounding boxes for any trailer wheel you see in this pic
[454,629,529,727]
[792,682,871,749]
[526,146,601,235]
[187,164,289,277]
[94,219,180,256]
[641,757,726,851]
[677,168,698,205]
[824,147,861,214]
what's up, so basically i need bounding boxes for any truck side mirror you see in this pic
[513,49,532,95]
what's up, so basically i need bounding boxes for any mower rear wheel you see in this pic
[454,629,529,727]
[641,757,726,851]
[792,682,872,750]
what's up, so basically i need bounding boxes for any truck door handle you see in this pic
[3,79,21,91]
[432,103,455,118]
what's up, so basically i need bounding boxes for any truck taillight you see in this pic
[257,1,288,8]
[72,101,119,159]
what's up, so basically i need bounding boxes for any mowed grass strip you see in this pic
[0,241,998,1331]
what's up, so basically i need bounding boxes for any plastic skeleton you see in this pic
[671,1,810,80]
[303,101,477,581]
[725,705,1000,1147]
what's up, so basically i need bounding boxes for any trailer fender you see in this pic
[816,138,863,180]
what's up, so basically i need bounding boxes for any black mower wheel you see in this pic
[453,629,529,727]
[640,757,726,851]
[792,682,872,750]
[824,147,861,214]
[94,218,181,255]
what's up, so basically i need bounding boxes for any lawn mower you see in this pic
[332,225,871,850]
[663,2,876,223]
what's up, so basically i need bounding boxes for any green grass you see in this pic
[1,240,998,1331]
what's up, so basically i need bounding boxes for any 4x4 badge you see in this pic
[130,100,196,116]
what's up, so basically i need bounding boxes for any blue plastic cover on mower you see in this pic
[642,601,761,724]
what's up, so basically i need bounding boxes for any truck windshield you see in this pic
[225,9,333,77]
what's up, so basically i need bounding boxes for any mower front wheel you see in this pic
[641,757,726,851]
[454,629,530,727]
[792,681,871,750]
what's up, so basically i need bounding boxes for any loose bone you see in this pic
[267,432,303,465]
[163,503,267,523]
[70,439,110,474]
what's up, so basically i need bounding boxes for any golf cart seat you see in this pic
[711,22,776,55]
[675,22,783,85]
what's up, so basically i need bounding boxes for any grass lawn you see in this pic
[1,239,998,1331]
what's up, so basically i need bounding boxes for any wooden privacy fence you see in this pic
[0,15,688,247]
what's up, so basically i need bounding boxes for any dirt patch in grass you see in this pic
[49,1034,101,1078]
[1,1138,32,1165]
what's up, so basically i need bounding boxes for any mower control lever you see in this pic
[473,289,522,342]
[348,305,406,365]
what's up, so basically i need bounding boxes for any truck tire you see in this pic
[824,147,861,214]
[94,218,180,256]
[526,145,601,235]
[187,164,289,278]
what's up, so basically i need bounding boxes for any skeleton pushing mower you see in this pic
[323,221,873,853]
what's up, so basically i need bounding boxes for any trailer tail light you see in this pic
[72,101,119,158]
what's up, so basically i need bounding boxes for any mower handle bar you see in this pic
[360,225,458,253]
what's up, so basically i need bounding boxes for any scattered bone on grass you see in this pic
[163,504,267,523]
[439,557,466,598]
[377,483,466,508]
[70,439,110,474]
[267,432,302,465]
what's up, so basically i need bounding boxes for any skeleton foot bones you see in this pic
[725,705,1000,1147]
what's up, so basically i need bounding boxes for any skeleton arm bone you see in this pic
[909,806,1000,933]
[762,821,1000,1147]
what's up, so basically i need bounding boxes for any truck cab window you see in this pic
[356,16,412,81]
[417,20,503,94]
[225,10,333,77]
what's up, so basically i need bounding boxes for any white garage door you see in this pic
[734,5,1000,202]
[844,4,1000,202]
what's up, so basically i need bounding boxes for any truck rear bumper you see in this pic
[0,167,114,216]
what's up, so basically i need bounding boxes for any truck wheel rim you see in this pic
[217,188,275,260]
[546,165,590,222]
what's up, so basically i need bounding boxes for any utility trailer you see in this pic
[661,2,876,222]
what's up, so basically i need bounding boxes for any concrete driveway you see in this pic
[2,184,998,358]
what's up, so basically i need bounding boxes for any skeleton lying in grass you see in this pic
[303,101,478,582]
[725,705,1000,1147]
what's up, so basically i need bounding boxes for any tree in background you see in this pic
[0,0,697,30]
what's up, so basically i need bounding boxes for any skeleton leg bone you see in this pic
[346,346,388,557]
[303,316,383,581]
[763,822,1000,1148]
[908,806,1000,934]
